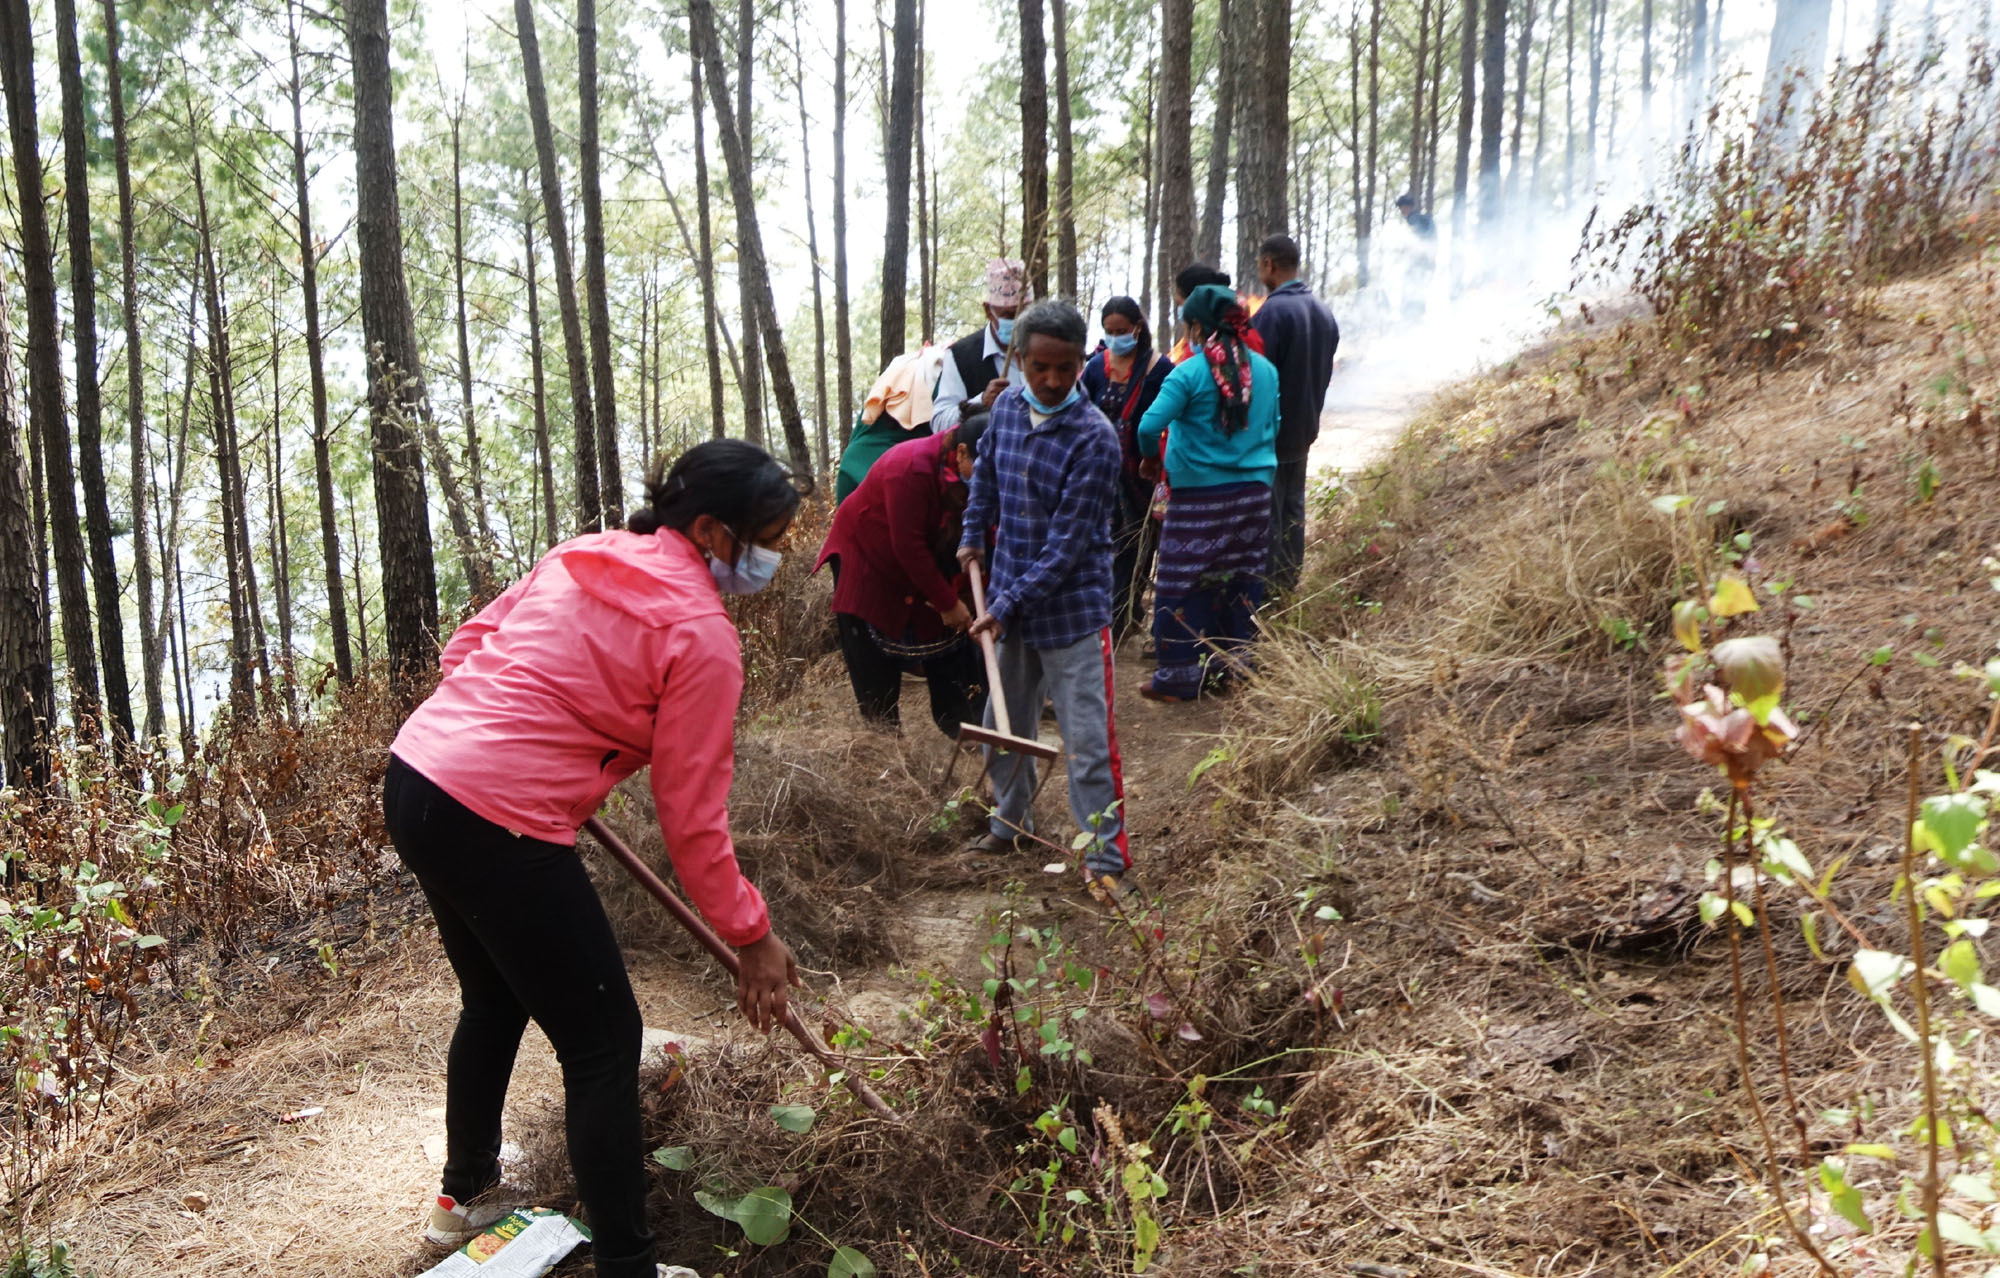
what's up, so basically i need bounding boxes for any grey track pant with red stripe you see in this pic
[983,627,1131,879]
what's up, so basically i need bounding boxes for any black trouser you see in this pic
[382,756,654,1278]
[1268,458,1311,594]
[834,613,986,737]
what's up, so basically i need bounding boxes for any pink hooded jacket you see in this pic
[390,528,770,947]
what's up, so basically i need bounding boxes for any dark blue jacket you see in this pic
[1250,280,1340,462]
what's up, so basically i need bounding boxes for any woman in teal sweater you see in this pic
[1133,284,1281,701]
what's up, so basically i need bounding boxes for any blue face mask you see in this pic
[710,526,783,596]
[1024,384,1081,416]
[993,316,1015,345]
[1106,333,1139,356]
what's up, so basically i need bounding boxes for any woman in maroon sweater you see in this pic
[815,412,990,736]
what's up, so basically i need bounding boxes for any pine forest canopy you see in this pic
[0,0,1991,782]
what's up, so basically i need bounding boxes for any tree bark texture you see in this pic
[578,0,624,524]
[1235,0,1294,280]
[1478,0,1507,227]
[55,0,134,744]
[732,0,765,446]
[287,0,352,686]
[690,0,817,481]
[1052,0,1077,299]
[450,114,500,591]
[1451,0,1478,235]
[1507,0,1535,205]
[0,0,101,732]
[514,0,601,535]
[1158,0,1195,302]
[833,0,854,445]
[789,0,831,470]
[879,0,917,366]
[522,179,562,551]
[348,0,441,695]
[1018,0,1049,297]
[1198,0,1236,265]
[0,251,50,787]
[103,0,165,739]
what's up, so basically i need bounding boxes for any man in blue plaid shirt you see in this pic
[958,300,1132,892]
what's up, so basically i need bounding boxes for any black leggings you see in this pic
[834,612,986,738]
[382,755,655,1278]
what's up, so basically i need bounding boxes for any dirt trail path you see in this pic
[55,382,1434,1277]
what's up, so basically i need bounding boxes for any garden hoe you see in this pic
[939,560,1061,798]
[581,815,902,1124]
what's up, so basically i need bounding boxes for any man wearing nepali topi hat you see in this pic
[932,258,1032,432]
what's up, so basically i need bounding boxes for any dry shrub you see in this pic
[1437,456,1706,660]
[586,720,965,969]
[1222,632,1382,799]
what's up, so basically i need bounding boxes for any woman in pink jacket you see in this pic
[383,439,801,1278]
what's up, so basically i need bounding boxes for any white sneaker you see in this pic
[424,1192,515,1245]
[658,1267,701,1278]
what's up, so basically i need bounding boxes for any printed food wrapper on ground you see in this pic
[420,1208,591,1278]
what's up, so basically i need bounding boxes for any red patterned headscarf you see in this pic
[1181,283,1254,436]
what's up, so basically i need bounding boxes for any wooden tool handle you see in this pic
[966,560,1011,739]
[582,816,902,1123]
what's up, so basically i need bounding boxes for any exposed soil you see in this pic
[32,229,2000,1277]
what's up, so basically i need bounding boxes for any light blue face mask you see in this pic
[1024,384,1081,416]
[993,316,1016,345]
[711,526,783,595]
[1106,333,1139,356]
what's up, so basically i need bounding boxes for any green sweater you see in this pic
[1135,348,1280,490]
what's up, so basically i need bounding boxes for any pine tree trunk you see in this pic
[1411,0,1432,201]
[450,114,499,576]
[1349,20,1367,286]
[1507,0,1535,206]
[833,0,854,444]
[1363,0,1381,280]
[690,0,818,481]
[1587,0,1605,184]
[915,0,933,340]
[55,0,134,744]
[1759,0,1832,137]
[514,0,600,534]
[682,50,731,443]
[102,0,163,739]
[194,191,254,716]
[2,0,102,733]
[1235,0,1292,281]
[1198,0,1236,265]
[0,251,50,788]
[1477,0,1507,227]
[162,299,196,743]
[1139,53,1157,319]
[879,0,917,365]
[287,0,352,687]
[1052,0,1077,299]
[1451,0,1479,236]
[734,0,765,446]
[1158,0,1195,303]
[1018,0,1049,297]
[1566,0,1577,196]
[790,0,832,472]
[1532,10,1552,189]
[522,177,561,551]
[266,314,298,726]
[578,0,623,523]
[1686,0,1708,132]
[349,0,441,695]
[1426,1,1447,207]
